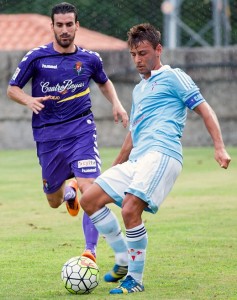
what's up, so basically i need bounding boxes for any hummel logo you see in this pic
[42,64,58,69]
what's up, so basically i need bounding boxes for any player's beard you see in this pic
[55,32,76,49]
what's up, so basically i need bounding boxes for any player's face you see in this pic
[130,41,162,79]
[52,13,79,49]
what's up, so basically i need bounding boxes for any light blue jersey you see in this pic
[129,65,205,164]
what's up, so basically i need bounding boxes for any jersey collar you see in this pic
[140,65,171,79]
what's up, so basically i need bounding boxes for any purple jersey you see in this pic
[9,43,108,142]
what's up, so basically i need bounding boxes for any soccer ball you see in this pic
[61,256,99,294]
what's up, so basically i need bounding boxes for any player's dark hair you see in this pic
[51,2,78,24]
[127,23,161,49]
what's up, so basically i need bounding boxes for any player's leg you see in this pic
[108,194,146,294]
[71,130,101,262]
[36,140,79,212]
[81,161,135,282]
[81,212,99,261]
[74,177,99,261]
[109,152,182,294]
[45,179,79,214]
[64,178,80,216]
[89,206,128,281]
[81,180,129,279]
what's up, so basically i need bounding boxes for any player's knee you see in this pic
[121,206,134,223]
[77,178,95,193]
[80,193,91,212]
[48,202,60,209]
[80,184,110,215]
[122,208,142,228]
[122,195,147,226]
[47,196,62,209]
[80,192,99,215]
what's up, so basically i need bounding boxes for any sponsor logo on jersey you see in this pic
[42,64,58,69]
[40,79,85,93]
[78,159,96,168]
[81,168,97,173]
[12,67,21,80]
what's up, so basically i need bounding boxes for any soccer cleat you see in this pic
[81,250,96,263]
[109,275,144,294]
[104,264,128,282]
[65,179,80,217]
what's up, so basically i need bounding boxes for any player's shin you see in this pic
[90,207,128,266]
[126,223,148,284]
[82,212,99,257]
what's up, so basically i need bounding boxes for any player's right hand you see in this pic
[26,95,51,114]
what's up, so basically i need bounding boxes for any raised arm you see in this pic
[194,102,231,169]
[97,80,129,128]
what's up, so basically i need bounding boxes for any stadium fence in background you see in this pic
[1,0,237,48]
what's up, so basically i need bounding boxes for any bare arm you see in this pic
[194,102,231,169]
[112,131,133,166]
[97,79,129,128]
[7,85,51,114]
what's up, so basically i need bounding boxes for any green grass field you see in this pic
[0,147,236,300]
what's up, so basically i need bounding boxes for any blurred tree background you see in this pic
[1,0,237,46]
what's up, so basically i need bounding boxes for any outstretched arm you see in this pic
[194,102,231,169]
[97,80,129,128]
[7,85,51,114]
[112,131,133,166]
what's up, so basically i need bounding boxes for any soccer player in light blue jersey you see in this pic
[7,2,128,263]
[80,23,231,294]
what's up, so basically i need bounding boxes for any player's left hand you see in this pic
[215,148,231,169]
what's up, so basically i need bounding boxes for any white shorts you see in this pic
[95,151,182,214]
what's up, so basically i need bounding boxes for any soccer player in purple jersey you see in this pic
[7,2,128,262]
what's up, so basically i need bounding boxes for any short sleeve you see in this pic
[170,68,206,110]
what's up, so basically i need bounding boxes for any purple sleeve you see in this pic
[91,51,108,84]
[9,51,35,88]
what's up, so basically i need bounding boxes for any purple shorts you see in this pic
[36,129,101,194]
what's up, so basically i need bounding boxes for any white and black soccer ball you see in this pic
[61,256,99,294]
